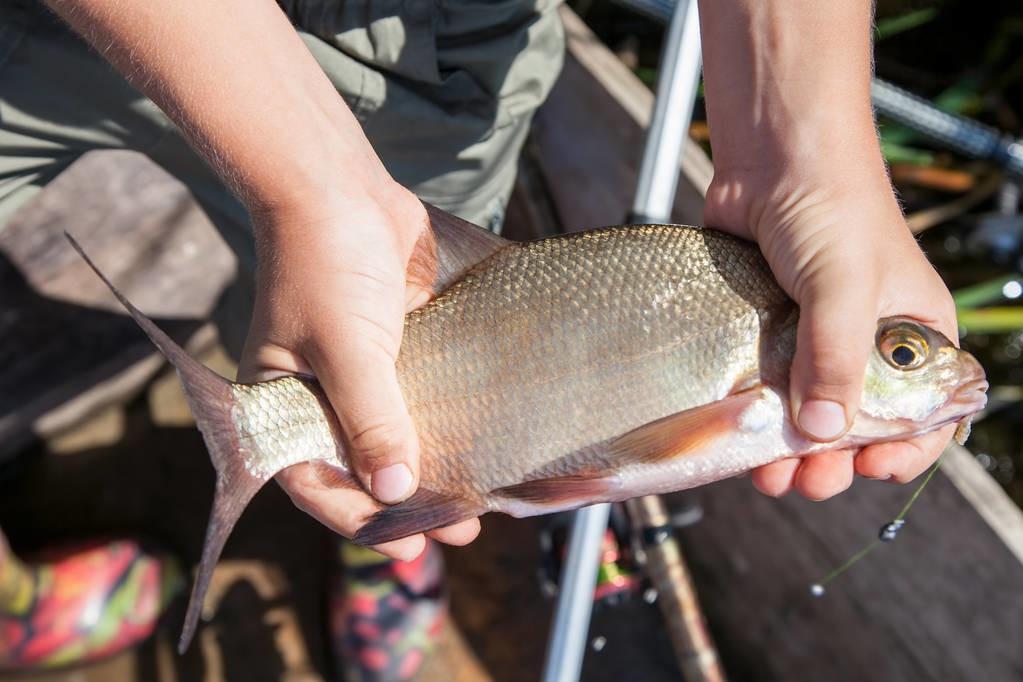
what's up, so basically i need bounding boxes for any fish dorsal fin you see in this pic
[408,203,512,296]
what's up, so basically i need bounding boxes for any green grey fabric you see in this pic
[0,1,564,354]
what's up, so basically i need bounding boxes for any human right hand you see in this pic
[239,185,481,561]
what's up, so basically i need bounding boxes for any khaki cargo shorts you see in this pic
[0,0,565,355]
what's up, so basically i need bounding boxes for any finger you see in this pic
[304,309,420,506]
[793,449,855,500]
[276,464,425,561]
[790,262,878,442]
[751,458,801,497]
[855,425,954,484]
[241,304,420,507]
[427,518,482,546]
[237,347,313,383]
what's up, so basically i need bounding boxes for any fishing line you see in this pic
[809,456,944,596]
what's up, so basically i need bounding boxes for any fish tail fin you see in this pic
[66,233,265,653]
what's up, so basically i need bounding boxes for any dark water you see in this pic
[922,222,1023,506]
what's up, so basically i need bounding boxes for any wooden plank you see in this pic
[0,150,235,456]
[531,8,1023,681]
[671,472,1023,681]
[557,7,713,200]
[503,141,563,242]
[943,442,1023,565]
[531,7,711,232]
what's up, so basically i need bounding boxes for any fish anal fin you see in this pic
[492,474,622,507]
[408,202,512,296]
[353,489,482,546]
[608,386,767,465]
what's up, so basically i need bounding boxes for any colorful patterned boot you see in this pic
[331,539,446,682]
[0,537,183,670]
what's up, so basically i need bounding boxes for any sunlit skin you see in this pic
[42,0,959,561]
[700,1,960,502]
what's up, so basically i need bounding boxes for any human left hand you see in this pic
[705,169,959,500]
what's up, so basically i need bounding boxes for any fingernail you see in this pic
[371,463,413,503]
[798,400,847,441]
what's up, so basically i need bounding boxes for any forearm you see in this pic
[698,0,888,228]
[45,0,391,218]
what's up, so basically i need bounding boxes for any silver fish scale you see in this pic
[230,377,344,479]
[397,225,791,500]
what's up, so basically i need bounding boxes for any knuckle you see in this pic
[806,359,861,389]
[796,355,863,400]
[347,420,410,469]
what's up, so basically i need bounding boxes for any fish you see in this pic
[65,205,988,652]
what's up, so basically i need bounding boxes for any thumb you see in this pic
[306,329,420,505]
[790,266,877,442]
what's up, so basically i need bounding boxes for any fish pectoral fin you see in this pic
[607,386,767,464]
[488,389,767,512]
[353,489,483,546]
[408,203,512,296]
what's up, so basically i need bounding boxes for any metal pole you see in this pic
[632,0,702,223]
[540,503,611,682]
[541,2,703,680]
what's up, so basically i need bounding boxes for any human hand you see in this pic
[238,184,480,560]
[705,170,959,500]
[695,0,959,500]
[42,0,482,560]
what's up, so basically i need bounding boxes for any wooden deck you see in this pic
[1,7,1022,682]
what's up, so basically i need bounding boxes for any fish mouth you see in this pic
[930,377,989,437]
[849,377,990,447]
[949,377,989,415]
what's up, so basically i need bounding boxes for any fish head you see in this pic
[848,317,987,444]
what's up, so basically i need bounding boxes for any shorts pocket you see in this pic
[287,0,441,85]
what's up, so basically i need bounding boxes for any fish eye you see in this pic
[879,327,928,371]
[891,344,917,367]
